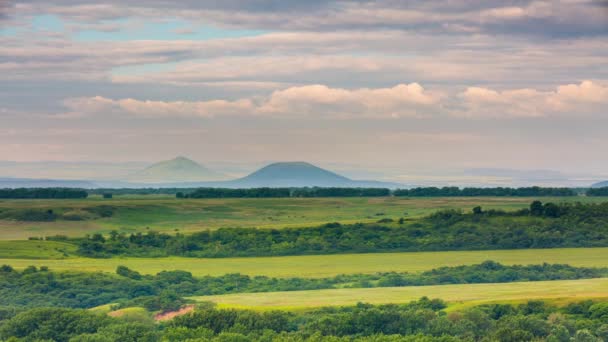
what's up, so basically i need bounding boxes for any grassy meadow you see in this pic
[1,195,607,239]
[2,195,608,320]
[191,277,608,310]
[1,244,607,278]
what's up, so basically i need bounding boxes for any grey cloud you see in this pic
[13,0,608,37]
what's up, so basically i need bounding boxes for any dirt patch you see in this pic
[108,310,125,318]
[154,305,195,321]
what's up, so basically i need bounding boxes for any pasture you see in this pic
[1,246,606,278]
[1,195,606,239]
[191,277,608,310]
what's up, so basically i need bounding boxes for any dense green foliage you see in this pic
[87,186,580,198]
[2,299,608,341]
[0,188,88,199]
[183,186,577,198]
[1,262,605,311]
[394,186,576,197]
[291,187,391,197]
[75,201,608,258]
[185,187,292,198]
[183,187,391,198]
[0,307,159,342]
[588,187,608,196]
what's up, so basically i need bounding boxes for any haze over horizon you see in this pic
[1,1,607,179]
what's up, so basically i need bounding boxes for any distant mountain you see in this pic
[230,162,400,188]
[0,160,401,189]
[0,177,97,189]
[125,157,226,183]
[592,181,608,188]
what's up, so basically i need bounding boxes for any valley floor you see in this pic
[1,246,607,277]
[192,277,608,310]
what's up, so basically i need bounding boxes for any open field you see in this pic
[191,277,608,310]
[0,240,77,259]
[1,247,606,277]
[1,196,607,239]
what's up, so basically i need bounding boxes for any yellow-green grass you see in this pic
[0,240,77,259]
[190,278,608,310]
[1,247,606,278]
[107,307,154,323]
[89,303,117,314]
[1,196,606,239]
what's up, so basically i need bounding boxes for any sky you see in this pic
[1,0,607,182]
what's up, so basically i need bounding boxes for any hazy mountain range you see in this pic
[0,157,401,189]
[593,181,608,188]
[124,156,227,183]
[0,157,605,189]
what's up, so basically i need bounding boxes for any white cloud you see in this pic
[258,83,439,118]
[459,80,608,118]
[60,81,607,120]
[62,96,255,118]
[61,83,441,119]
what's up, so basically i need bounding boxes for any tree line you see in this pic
[181,186,579,198]
[2,298,608,341]
[1,261,605,311]
[2,186,602,199]
[394,186,577,197]
[0,188,88,199]
[587,187,608,196]
[74,201,608,258]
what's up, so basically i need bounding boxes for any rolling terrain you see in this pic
[2,195,607,239]
[1,244,606,277]
[192,277,608,310]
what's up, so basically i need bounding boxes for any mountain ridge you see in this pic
[592,181,608,188]
[124,156,227,183]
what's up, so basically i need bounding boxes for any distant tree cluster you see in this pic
[182,187,391,198]
[0,188,88,199]
[394,186,577,197]
[75,201,608,258]
[291,187,390,197]
[89,188,197,196]
[178,186,577,199]
[587,187,608,196]
[2,297,608,341]
[184,187,291,198]
[1,262,605,310]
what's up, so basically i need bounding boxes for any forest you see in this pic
[0,188,88,199]
[1,298,607,341]
[73,201,608,258]
[587,187,608,196]
[1,262,605,310]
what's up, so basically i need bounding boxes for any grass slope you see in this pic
[0,240,77,259]
[1,196,607,239]
[191,278,608,310]
[1,247,606,277]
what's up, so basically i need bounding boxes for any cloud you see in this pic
[258,83,439,118]
[13,0,608,37]
[61,83,440,119]
[60,81,607,120]
[459,80,608,118]
[62,95,255,118]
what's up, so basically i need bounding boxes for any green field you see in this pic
[191,277,608,310]
[1,246,606,278]
[0,240,77,259]
[1,196,606,239]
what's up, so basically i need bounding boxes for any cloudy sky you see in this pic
[1,0,607,181]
